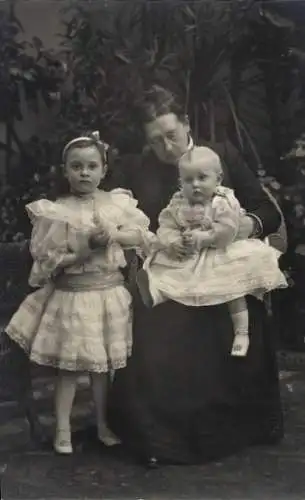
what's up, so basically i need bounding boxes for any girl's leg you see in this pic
[90,372,121,446]
[228,297,250,357]
[54,370,78,454]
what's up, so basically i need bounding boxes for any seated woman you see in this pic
[108,85,284,466]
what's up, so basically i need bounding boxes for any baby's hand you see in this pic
[144,233,160,252]
[200,218,213,231]
[183,229,210,250]
[170,235,195,259]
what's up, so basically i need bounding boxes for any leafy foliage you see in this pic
[0,4,66,170]
[0,1,304,236]
[56,0,263,152]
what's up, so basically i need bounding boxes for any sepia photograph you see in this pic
[0,0,304,497]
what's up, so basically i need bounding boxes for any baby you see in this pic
[137,146,287,357]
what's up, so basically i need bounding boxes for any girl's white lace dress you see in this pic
[6,189,150,373]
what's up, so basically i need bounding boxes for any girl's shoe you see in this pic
[146,456,159,469]
[54,429,73,454]
[98,427,122,447]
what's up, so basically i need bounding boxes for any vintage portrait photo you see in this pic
[0,0,304,498]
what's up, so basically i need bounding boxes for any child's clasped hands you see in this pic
[168,228,211,260]
[89,215,112,249]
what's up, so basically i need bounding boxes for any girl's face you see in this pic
[180,160,221,204]
[144,112,190,164]
[64,145,105,195]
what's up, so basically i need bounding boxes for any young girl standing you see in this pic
[137,146,287,357]
[5,131,151,454]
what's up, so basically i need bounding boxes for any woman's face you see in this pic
[144,112,190,164]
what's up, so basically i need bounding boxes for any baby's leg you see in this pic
[90,372,121,446]
[54,370,78,454]
[136,268,166,307]
[228,297,250,357]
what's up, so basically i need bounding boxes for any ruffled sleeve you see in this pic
[26,199,94,229]
[26,199,89,287]
[210,187,241,247]
[109,189,156,253]
[110,189,150,230]
[27,228,67,288]
[157,206,182,247]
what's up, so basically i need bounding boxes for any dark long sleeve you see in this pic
[216,141,281,238]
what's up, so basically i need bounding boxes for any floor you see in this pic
[0,369,305,499]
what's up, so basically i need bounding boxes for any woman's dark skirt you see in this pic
[109,287,283,464]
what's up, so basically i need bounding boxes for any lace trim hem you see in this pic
[5,328,132,373]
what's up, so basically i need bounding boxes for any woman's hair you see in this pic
[137,84,186,125]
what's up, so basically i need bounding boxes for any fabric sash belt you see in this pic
[54,271,124,291]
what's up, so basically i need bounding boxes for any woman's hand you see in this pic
[142,232,159,255]
[236,215,255,240]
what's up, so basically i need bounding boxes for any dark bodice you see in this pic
[110,152,180,232]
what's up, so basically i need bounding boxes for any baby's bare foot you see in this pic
[231,334,249,357]
[136,269,154,307]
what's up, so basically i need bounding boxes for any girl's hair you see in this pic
[137,84,186,125]
[49,131,109,200]
[62,131,108,165]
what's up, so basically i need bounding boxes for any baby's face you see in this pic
[180,158,221,204]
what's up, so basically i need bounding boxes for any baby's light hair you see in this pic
[179,146,223,176]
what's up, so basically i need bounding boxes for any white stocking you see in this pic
[54,370,78,450]
[90,372,121,446]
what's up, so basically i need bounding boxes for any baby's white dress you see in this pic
[6,189,150,373]
[144,186,287,306]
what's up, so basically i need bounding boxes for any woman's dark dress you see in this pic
[108,141,283,464]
